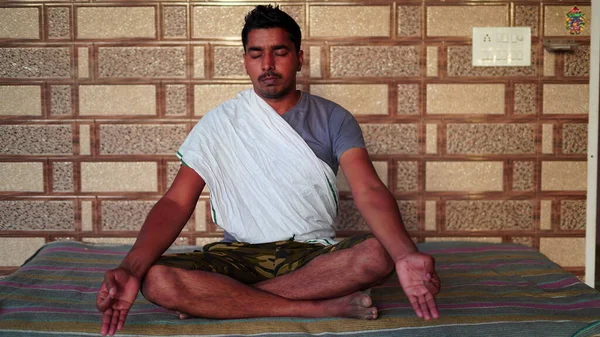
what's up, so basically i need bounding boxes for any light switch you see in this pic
[472,27,531,67]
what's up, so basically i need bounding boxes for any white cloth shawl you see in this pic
[177,89,339,244]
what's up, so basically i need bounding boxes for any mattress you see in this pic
[0,240,599,337]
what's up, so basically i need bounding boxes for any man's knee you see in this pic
[352,238,394,278]
[141,264,180,309]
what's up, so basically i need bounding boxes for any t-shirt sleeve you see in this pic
[329,105,366,161]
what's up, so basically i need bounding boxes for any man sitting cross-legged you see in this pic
[96,5,441,336]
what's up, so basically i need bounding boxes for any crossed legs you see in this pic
[141,237,394,320]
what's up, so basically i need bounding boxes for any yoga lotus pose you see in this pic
[96,5,441,336]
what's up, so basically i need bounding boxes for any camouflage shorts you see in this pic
[154,233,374,284]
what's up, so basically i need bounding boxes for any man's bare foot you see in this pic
[327,292,377,320]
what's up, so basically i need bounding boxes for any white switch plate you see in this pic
[472,27,531,67]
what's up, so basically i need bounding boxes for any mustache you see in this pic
[258,71,282,81]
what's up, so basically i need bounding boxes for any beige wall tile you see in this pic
[83,238,137,245]
[446,200,534,231]
[542,124,554,154]
[0,86,41,116]
[513,161,534,191]
[99,47,186,78]
[0,200,74,231]
[78,47,89,78]
[101,200,156,230]
[0,8,39,39]
[79,124,91,155]
[193,46,205,78]
[447,124,535,154]
[0,238,45,266]
[0,162,44,192]
[515,5,539,36]
[396,161,418,192]
[427,5,508,37]
[79,85,156,116]
[335,200,418,232]
[427,84,505,115]
[52,162,73,192]
[195,200,207,231]
[361,124,418,155]
[514,84,537,115]
[427,46,438,77]
[310,46,321,78]
[194,84,251,115]
[192,6,252,39]
[543,85,589,115]
[544,6,591,36]
[398,5,421,37]
[564,45,590,77]
[50,85,72,116]
[48,7,70,39]
[425,201,436,231]
[164,6,187,38]
[310,6,390,37]
[541,161,587,191]
[540,200,552,230]
[539,237,585,267]
[0,125,72,155]
[544,50,556,76]
[426,124,437,154]
[81,201,93,231]
[213,46,245,78]
[397,84,419,115]
[81,162,158,192]
[77,7,156,39]
[560,200,586,231]
[99,124,187,155]
[310,84,387,115]
[0,47,70,79]
[165,85,187,116]
[426,161,504,192]
[337,161,387,192]
[330,46,419,78]
[425,237,502,243]
[563,124,587,154]
[510,237,534,247]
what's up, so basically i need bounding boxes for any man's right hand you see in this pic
[96,267,141,336]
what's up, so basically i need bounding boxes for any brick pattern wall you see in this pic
[0,1,591,277]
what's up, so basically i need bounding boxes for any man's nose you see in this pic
[262,53,274,71]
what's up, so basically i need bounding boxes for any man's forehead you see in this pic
[246,28,294,47]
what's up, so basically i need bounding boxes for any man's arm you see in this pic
[339,147,440,320]
[119,164,206,278]
[96,165,205,336]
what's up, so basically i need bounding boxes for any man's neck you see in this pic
[260,89,302,115]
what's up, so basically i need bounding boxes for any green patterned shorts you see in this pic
[155,233,374,284]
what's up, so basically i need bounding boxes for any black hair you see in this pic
[241,5,302,53]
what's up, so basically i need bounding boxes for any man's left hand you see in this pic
[396,252,441,320]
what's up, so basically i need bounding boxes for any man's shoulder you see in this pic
[303,91,343,110]
[202,89,251,119]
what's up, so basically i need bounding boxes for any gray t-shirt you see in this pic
[220,91,365,242]
[281,91,365,175]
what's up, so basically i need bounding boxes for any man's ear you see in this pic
[297,50,304,72]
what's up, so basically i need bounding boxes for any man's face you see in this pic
[244,28,303,100]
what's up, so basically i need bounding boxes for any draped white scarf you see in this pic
[177,89,338,244]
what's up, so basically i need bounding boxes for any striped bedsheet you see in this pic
[1,241,599,337]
